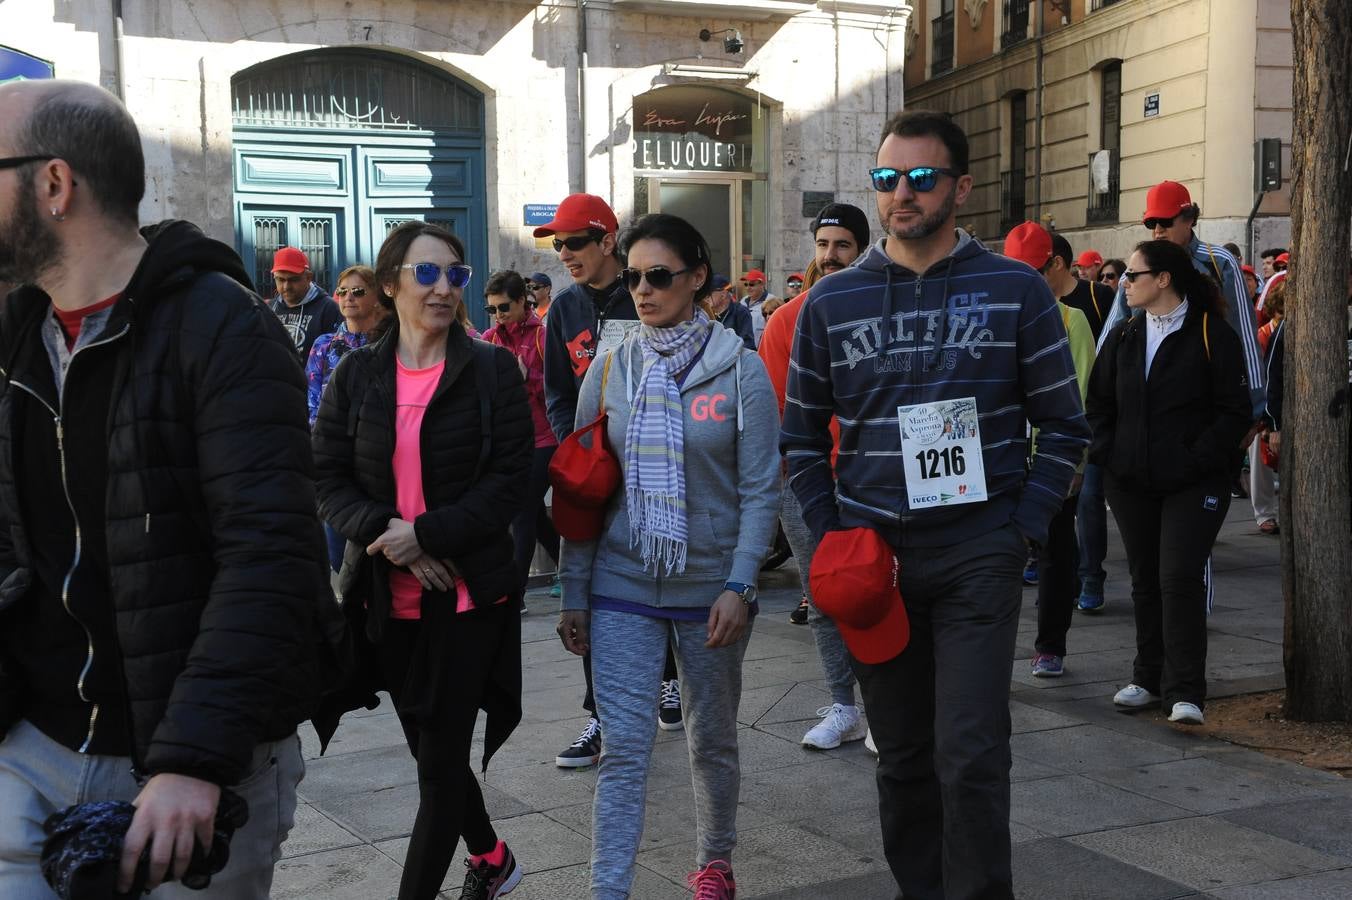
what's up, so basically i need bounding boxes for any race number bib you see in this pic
[597,319,639,356]
[898,398,988,509]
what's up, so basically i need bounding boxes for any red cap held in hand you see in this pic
[810,528,908,665]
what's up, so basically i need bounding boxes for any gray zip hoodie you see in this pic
[558,323,782,611]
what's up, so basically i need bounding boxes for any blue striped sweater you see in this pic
[781,232,1091,548]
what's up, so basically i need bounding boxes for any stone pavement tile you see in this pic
[744,633,821,661]
[1197,745,1352,791]
[542,789,778,850]
[461,861,677,899]
[739,758,881,822]
[1069,816,1350,891]
[745,681,836,726]
[281,802,366,858]
[297,744,417,802]
[1011,754,1070,783]
[299,711,407,759]
[1012,837,1198,899]
[1011,723,1183,773]
[794,808,887,858]
[1010,700,1080,734]
[482,760,599,812]
[1220,796,1352,859]
[737,724,834,774]
[311,779,531,843]
[520,681,602,725]
[739,682,824,727]
[473,716,603,771]
[1205,609,1285,644]
[754,870,900,899]
[1010,775,1193,836]
[741,652,830,690]
[271,844,404,900]
[1086,757,1332,815]
[1210,868,1352,900]
[636,822,889,897]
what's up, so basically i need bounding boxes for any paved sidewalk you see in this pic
[273,503,1352,899]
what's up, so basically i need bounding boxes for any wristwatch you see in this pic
[724,582,756,605]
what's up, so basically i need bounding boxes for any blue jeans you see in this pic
[0,720,303,899]
[324,522,346,573]
[1076,463,1107,594]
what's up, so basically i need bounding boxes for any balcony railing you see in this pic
[1086,149,1120,224]
[931,12,955,75]
[1000,170,1027,232]
[1091,0,1122,10]
[1001,0,1031,49]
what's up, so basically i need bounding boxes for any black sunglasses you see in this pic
[1121,269,1159,283]
[622,266,692,291]
[1143,217,1176,230]
[869,166,961,193]
[552,234,601,253]
[400,262,472,288]
[1099,271,1120,282]
[334,286,368,297]
[484,300,516,314]
[0,154,55,171]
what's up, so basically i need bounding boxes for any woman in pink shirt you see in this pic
[482,269,560,589]
[312,221,535,900]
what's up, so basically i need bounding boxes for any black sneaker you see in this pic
[461,842,523,899]
[789,597,810,625]
[555,717,602,768]
[659,679,683,731]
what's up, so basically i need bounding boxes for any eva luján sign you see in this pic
[632,86,757,173]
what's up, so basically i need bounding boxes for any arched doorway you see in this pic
[231,49,488,321]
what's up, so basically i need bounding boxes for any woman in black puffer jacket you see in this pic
[1086,239,1252,728]
[312,221,533,900]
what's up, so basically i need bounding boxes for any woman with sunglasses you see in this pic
[313,221,534,900]
[1098,258,1126,293]
[482,270,561,598]
[556,213,781,900]
[1086,239,1252,727]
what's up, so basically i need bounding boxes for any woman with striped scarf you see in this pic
[556,214,782,900]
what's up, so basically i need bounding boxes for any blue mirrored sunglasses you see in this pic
[401,262,473,288]
[869,166,961,193]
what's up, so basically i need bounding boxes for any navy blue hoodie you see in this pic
[781,232,1090,547]
[542,277,640,441]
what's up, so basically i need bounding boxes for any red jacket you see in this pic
[484,312,557,448]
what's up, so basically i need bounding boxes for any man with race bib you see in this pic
[781,110,1089,900]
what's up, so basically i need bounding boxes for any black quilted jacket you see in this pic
[0,220,332,785]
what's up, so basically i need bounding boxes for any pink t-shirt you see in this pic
[388,357,478,619]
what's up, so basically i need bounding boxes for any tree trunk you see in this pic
[1282,0,1352,722]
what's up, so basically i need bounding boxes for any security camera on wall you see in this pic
[698,28,744,56]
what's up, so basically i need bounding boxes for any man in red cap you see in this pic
[267,246,340,359]
[1074,249,1103,284]
[784,110,1089,900]
[1098,180,1265,419]
[1003,222,1096,674]
[535,193,680,768]
[738,269,775,345]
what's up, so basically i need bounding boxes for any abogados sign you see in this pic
[632,86,758,173]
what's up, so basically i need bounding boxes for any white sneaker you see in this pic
[864,728,877,757]
[1168,701,1205,725]
[801,703,867,750]
[1113,684,1161,708]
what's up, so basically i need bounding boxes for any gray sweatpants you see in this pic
[780,485,858,706]
[589,607,751,900]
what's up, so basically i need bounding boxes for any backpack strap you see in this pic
[1204,243,1224,288]
[1061,304,1072,333]
[471,341,497,482]
[598,350,615,411]
[1202,310,1210,362]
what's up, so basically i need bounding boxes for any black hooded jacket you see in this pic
[0,220,332,785]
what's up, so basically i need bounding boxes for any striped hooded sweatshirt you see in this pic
[781,231,1090,548]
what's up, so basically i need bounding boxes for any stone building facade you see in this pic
[904,0,1294,261]
[2,0,912,324]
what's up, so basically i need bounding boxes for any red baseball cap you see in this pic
[787,272,805,282]
[271,246,310,274]
[1003,221,1053,271]
[1075,249,1103,269]
[1275,252,1290,266]
[742,269,766,284]
[810,528,908,665]
[548,414,621,541]
[1241,264,1257,277]
[533,193,619,238]
[1143,181,1193,222]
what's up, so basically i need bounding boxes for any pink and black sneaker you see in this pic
[461,841,523,899]
[687,859,736,900]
